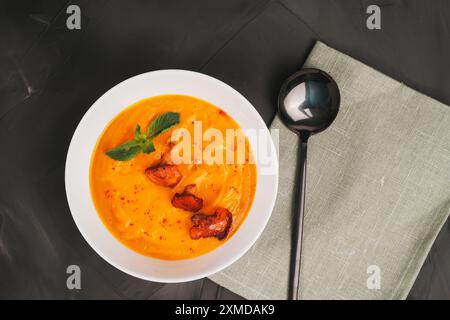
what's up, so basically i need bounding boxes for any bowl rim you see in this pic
[65,69,278,282]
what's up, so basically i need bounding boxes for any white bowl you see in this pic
[65,70,278,282]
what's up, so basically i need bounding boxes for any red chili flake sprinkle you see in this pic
[120,197,125,200]
[159,236,163,240]
[162,218,168,224]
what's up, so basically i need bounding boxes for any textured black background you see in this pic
[1,0,449,299]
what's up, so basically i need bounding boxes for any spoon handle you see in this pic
[289,140,308,300]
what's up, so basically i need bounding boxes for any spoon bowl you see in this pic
[278,68,340,140]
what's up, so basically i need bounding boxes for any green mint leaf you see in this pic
[141,140,155,154]
[147,112,180,138]
[134,124,142,140]
[106,140,142,161]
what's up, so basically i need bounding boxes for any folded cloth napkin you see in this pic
[209,42,450,299]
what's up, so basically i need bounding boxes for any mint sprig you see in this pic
[105,112,179,161]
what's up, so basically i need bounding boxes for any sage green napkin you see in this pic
[209,42,450,299]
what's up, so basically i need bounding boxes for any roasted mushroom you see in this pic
[190,207,232,240]
[171,184,203,212]
[145,164,182,188]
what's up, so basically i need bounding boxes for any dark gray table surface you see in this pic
[1,0,449,299]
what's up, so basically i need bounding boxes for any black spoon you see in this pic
[278,68,340,300]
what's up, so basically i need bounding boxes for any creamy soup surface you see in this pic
[90,95,257,260]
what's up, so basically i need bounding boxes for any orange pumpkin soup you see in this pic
[90,95,257,260]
